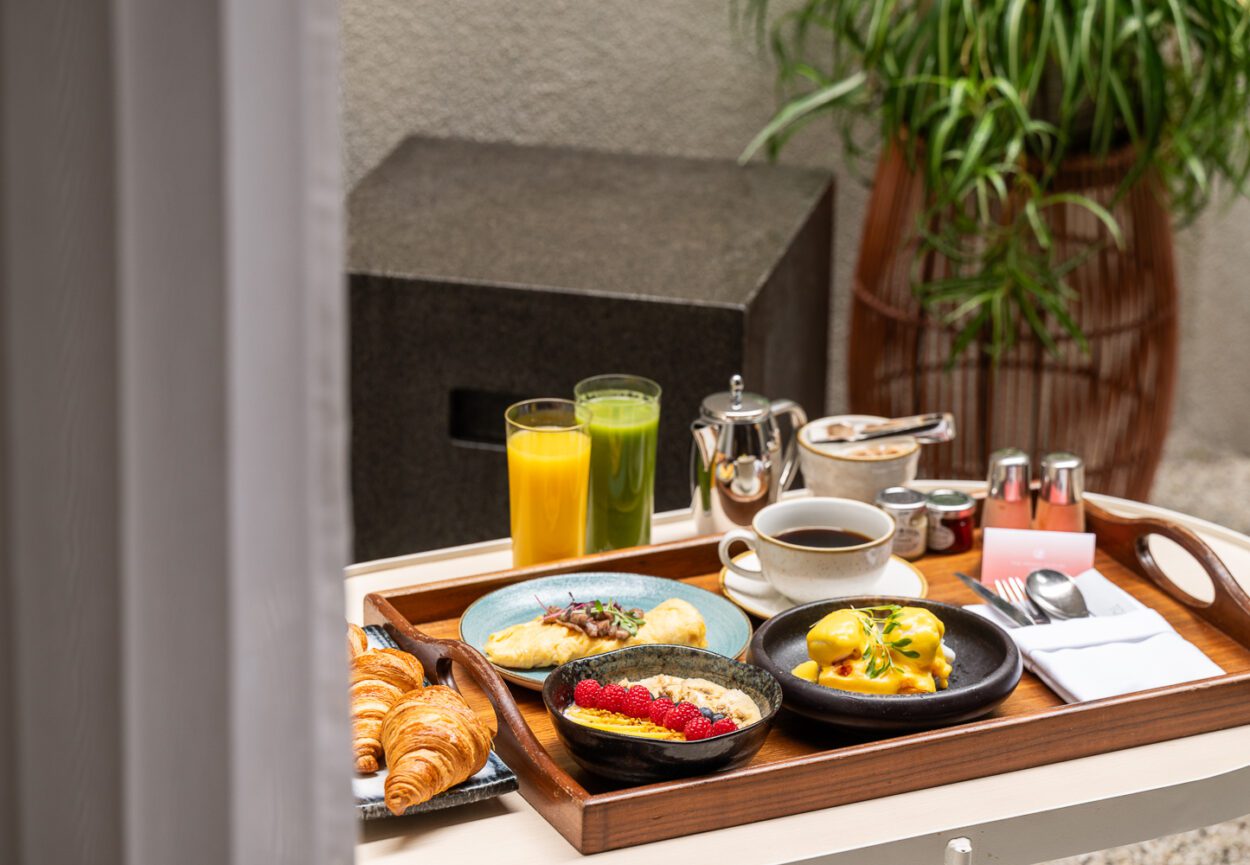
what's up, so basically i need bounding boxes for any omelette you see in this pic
[484,598,707,669]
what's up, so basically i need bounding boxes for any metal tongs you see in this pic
[806,412,956,446]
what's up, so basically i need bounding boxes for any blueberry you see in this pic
[711,712,725,723]
[699,707,714,720]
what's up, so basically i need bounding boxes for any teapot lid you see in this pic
[700,374,771,422]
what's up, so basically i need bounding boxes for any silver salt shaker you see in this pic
[982,447,1033,530]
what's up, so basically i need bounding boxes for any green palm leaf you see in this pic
[740,0,1250,361]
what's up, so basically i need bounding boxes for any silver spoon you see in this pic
[1025,569,1091,620]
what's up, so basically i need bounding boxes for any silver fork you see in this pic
[995,576,1049,625]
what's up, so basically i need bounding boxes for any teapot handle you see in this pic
[689,419,717,513]
[770,399,808,491]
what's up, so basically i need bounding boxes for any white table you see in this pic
[349,485,1250,864]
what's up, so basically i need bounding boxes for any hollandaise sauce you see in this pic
[791,606,952,695]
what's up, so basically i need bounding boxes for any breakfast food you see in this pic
[350,647,427,773]
[381,685,493,816]
[484,596,707,669]
[790,606,953,695]
[625,674,761,726]
[347,625,497,813]
[563,674,758,741]
[541,597,647,641]
[843,442,915,460]
[347,622,370,660]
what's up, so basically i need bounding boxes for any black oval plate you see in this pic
[750,596,1022,731]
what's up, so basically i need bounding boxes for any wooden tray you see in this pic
[364,502,1250,854]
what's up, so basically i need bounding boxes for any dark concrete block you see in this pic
[349,137,833,561]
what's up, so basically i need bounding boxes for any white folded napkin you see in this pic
[968,569,1224,703]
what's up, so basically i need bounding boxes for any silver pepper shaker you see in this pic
[982,448,1032,530]
[1035,452,1086,532]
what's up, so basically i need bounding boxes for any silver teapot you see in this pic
[690,374,807,533]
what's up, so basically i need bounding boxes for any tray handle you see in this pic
[363,592,589,809]
[1086,501,1250,648]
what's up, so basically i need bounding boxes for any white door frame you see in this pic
[2,1,353,863]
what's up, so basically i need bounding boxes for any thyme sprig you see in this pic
[852,605,922,680]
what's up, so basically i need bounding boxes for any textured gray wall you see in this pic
[342,0,1250,454]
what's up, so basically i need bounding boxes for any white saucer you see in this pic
[718,552,929,619]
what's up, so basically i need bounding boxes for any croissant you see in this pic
[347,622,369,660]
[381,686,492,815]
[350,647,425,774]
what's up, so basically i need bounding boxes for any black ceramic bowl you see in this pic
[751,596,1022,731]
[543,644,782,784]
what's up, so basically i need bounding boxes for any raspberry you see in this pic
[683,716,713,741]
[711,718,739,736]
[598,683,627,714]
[573,679,602,709]
[621,685,653,719]
[663,702,702,731]
[648,698,674,726]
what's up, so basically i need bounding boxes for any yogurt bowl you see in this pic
[543,645,780,784]
[798,414,920,502]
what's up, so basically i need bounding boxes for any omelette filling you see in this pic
[791,606,953,695]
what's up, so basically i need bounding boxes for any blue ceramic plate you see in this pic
[459,572,754,690]
[353,625,518,819]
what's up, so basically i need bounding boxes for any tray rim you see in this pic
[363,500,1250,854]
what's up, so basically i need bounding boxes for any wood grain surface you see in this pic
[365,503,1250,853]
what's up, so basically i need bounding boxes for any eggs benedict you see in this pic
[791,606,953,695]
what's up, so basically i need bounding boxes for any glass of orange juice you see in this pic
[505,399,592,567]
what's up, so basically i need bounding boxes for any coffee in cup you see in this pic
[717,497,895,603]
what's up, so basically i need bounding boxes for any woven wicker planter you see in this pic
[849,144,1178,499]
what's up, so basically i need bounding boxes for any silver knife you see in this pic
[955,571,1033,628]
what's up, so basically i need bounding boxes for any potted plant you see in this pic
[738,0,1250,497]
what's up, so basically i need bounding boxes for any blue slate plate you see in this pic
[459,572,754,690]
[354,625,518,820]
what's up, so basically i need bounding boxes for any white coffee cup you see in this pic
[798,415,920,503]
[717,497,896,603]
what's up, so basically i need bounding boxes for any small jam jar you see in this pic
[875,486,928,560]
[925,489,976,554]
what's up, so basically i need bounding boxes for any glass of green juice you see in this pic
[574,374,661,553]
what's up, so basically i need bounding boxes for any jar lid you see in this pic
[875,486,928,511]
[926,489,976,516]
[700,374,771,422]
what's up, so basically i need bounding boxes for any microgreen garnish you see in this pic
[539,595,645,638]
